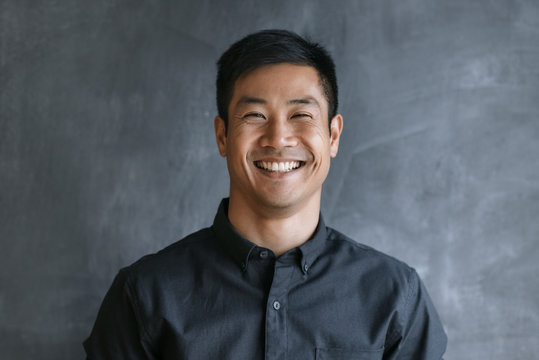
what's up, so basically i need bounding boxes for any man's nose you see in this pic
[259,117,298,148]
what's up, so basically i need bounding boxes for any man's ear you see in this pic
[329,114,343,158]
[214,116,227,157]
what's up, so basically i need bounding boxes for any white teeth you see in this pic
[256,161,301,172]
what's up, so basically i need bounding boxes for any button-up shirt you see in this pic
[84,198,447,359]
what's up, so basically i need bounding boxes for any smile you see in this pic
[254,161,303,172]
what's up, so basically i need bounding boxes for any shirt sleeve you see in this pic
[83,269,155,360]
[384,269,448,360]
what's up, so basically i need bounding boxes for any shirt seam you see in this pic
[123,268,156,356]
[385,267,416,347]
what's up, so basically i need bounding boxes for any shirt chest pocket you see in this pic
[315,347,384,360]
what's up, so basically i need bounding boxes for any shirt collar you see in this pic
[212,198,255,271]
[212,198,327,274]
[297,212,327,274]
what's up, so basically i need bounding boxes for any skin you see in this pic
[214,63,343,256]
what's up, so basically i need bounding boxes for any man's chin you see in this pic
[251,192,290,207]
[254,193,306,214]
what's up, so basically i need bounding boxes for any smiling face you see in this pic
[215,63,343,216]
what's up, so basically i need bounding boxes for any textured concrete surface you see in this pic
[1,1,538,359]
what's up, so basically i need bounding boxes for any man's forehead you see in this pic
[230,63,326,107]
[236,63,322,86]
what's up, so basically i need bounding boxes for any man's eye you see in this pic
[244,113,265,119]
[292,113,311,119]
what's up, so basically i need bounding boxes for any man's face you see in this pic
[215,63,342,214]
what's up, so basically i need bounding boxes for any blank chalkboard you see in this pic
[1,1,538,359]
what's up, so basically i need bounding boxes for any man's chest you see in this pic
[140,261,396,359]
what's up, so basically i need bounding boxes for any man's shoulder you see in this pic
[324,226,415,281]
[120,226,216,281]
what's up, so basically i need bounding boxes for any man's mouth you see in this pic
[254,161,303,172]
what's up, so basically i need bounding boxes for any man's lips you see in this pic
[254,160,304,172]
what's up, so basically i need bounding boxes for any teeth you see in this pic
[256,161,301,172]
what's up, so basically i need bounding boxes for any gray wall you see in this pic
[1,0,538,359]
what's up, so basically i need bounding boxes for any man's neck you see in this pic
[227,195,321,257]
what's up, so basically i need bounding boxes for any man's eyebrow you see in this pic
[288,97,320,108]
[235,96,267,106]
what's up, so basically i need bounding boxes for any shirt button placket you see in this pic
[265,261,293,360]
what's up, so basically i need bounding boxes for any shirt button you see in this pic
[273,300,281,310]
[259,250,269,259]
[303,264,309,272]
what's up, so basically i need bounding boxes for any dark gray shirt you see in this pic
[84,198,447,359]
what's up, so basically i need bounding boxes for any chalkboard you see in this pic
[1,0,538,359]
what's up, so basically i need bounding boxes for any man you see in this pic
[84,30,447,359]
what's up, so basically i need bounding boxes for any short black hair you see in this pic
[216,29,338,129]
